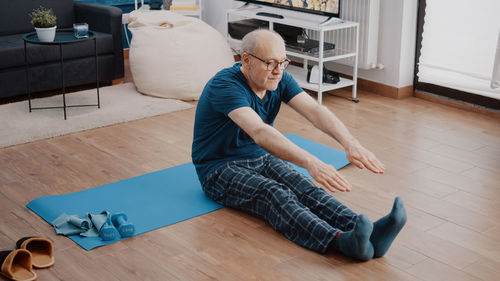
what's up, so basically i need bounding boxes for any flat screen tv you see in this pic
[238,0,341,18]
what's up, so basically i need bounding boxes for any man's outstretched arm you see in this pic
[288,92,385,174]
[228,106,352,192]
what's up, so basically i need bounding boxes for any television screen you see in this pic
[240,0,341,18]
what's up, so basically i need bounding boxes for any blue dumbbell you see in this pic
[99,217,119,241]
[88,211,118,241]
[111,213,135,238]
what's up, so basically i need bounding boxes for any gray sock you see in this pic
[370,197,407,258]
[334,214,374,261]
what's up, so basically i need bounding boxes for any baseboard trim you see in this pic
[112,78,124,85]
[343,74,498,117]
[335,73,412,99]
[415,91,500,118]
[357,78,413,99]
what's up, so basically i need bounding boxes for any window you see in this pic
[415,0,500,109]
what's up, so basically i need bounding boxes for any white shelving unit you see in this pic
[226,5,359,104]
[170,0,202,18]
[130,0,202,19]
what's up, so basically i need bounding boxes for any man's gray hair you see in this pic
[241,29,285,55]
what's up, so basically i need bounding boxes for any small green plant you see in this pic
[29,6,57,28]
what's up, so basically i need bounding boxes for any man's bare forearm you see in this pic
[308,105,358,149]
[251,123,353,191]
[288,93,358,150]
[252,124,317,169]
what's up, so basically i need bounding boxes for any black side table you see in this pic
[23,29,100,120]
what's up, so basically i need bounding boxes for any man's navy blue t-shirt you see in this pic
[191,62,303,183]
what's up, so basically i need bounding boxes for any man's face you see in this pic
[245,38,288,92]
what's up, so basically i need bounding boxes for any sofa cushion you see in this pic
[0,32,114,70]
[0,0,75,36]
[0,54,116,98]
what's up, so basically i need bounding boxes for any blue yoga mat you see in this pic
[27,134,349,250]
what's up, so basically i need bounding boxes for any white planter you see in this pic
[35,26,57,42]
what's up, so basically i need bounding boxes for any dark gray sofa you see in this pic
[0,0,124,99]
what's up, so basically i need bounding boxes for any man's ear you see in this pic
[241,52,250,66]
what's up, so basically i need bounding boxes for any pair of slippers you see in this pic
[0,237,54,281]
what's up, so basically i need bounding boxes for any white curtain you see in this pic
[417,0,500,100]
[492,30,500,89]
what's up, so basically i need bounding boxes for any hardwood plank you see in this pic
[275,250,422,281]
[413,166,500,200]
[473,145,500,161]
[385,145,475,174]
[482,225,500,242]
[406,258,482,281]
[396,174,459,199]
[273,251,349,281]
[219,254,294,281]
[451,127,500,150]
[428,144,500,174]
[360,123,443,151]
[121,227,243,280]
[463,257,500,281]
[369,146,430,174]
[331,185,447,232]
[0,184,32,212]
[190,209,305,264]
[315,257,422,281]
[376,243,428,271]
[443,190,500,223]
[163,251,242,281]
[46,247,121,281]
[0,148,26,184]
[397,225,481,270]
[414,126,486,152]
[330,168,488,232]
[385,186,496,232]
[460,166,500,188]
[410,99,500,134]
[47,135,139,184]
[428,222,500,262]
[92,247,180,280]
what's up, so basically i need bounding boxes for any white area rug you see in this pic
[0,83,193,148]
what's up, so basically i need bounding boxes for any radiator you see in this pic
[308,0,380,70]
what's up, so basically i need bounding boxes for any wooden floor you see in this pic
[1,63,500,281]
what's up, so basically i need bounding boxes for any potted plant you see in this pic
[29,6,57,42]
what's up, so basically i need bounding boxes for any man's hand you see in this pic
[306,158,352,192]
[288,93,384,175]
[345,141,385,174]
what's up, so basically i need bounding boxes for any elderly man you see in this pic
[192,29,406,261]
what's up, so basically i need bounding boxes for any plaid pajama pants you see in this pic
[202,153,357,253]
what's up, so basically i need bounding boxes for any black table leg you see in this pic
[60,44,66,120]
[24,40,31,112]
[95,37,100,108]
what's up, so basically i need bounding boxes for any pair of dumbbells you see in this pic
[98,212,135,241]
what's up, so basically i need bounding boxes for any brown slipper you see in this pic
[0,249,37,281]
[16,237,54,269]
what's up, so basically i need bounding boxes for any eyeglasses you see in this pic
[248,53,290,71]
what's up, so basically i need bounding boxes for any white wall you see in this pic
[203,0,419,88]
[202,0,236,35]
[330,0,418,88]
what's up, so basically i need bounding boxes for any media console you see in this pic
[228,19,336,54]
[226,5,359,104]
